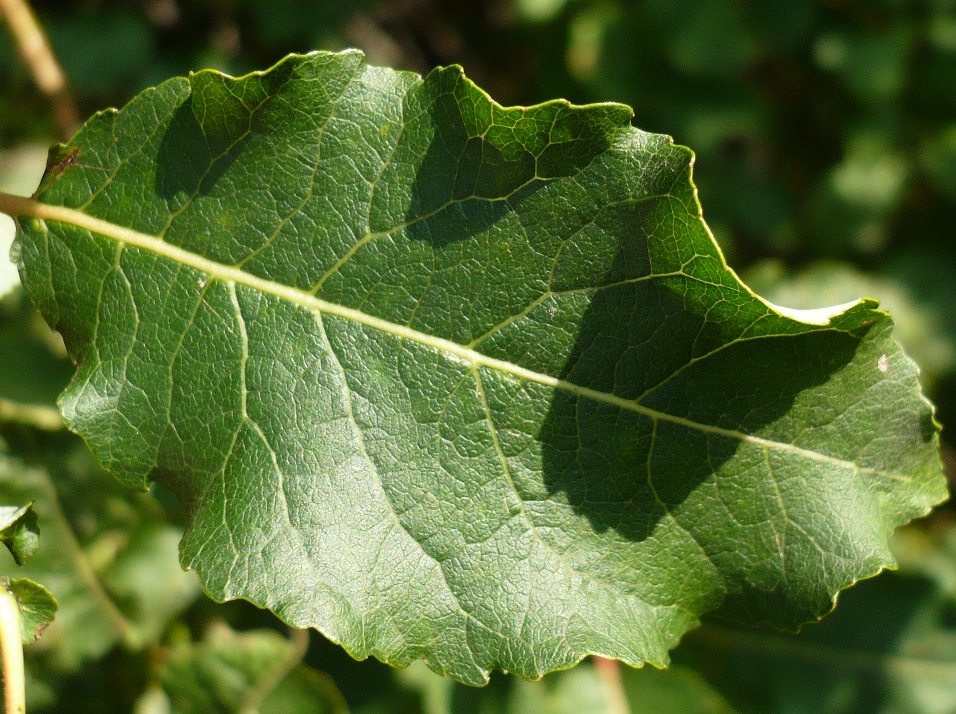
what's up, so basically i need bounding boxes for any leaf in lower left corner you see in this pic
[5,577,58,643]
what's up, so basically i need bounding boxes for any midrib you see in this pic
[12,196,894,478]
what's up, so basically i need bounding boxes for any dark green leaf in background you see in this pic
[620,665,738,714]
[675,568,956,714]
[11,50,947,684]
[0,444,200,669]
[396,658,739,714]
[157,624,346,714]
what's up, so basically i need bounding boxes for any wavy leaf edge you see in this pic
[7,50,947,685]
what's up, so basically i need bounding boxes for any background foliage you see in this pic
[0,0,954,712]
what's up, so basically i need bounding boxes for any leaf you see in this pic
[3,577,58,643]
[0,287,73,412]
[621,665,739,714]
[744,260,956,386]
[674,567,956,713]
[157,624,345,714]
[397,658,739,714]
[0,442,200,668]
[9,50,946,684]
[0,502,40,565]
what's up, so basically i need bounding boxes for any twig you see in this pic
[0,399,64,431]
[0,586,25,714]
[593,656,630,714]
[0,0,79,138]
[238,628,311,714]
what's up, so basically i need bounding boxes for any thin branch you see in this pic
[36,469,140,650]
[238,628,311,714]
[593,656,630,714]
[0,0,79,138]
[0,398,64,431]
[0,193,35,218]
[0,586,25,714]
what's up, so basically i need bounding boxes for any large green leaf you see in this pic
[7,51,946,684]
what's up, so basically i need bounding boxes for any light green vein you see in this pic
[5,194,909,482]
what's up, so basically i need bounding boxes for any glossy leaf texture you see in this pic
[11,51,947,684]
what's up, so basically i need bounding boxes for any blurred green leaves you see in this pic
[675,568,956,714]
[921,125,956,203]
[0,439,200,669]
[550,0,956,281]
[0,0,953,711]
[0,500,58,643]
[393,657,739,714]
[155,624,346,714]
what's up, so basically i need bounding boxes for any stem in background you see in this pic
[0,399,64,432]
[0,586,25,714]
[593,656,630,714]
[239,628,311,714]
[36,471,139,650]
[0,0,78,138]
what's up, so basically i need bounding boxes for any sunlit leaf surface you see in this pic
[13,51,946,684]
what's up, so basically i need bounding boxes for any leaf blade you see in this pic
[12,50,947,684]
